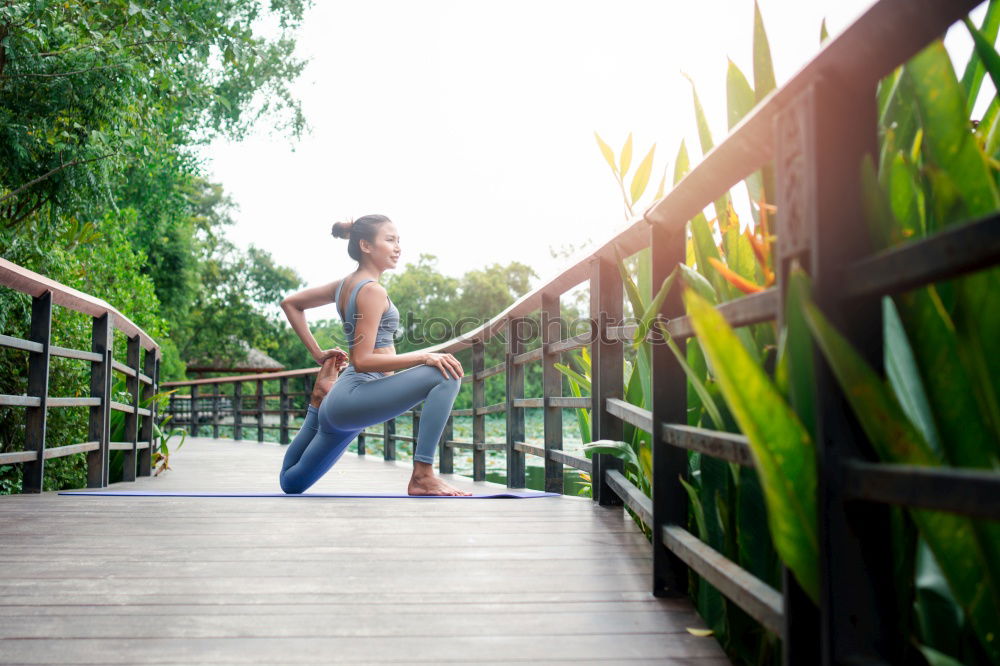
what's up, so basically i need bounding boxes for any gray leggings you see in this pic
[279,365,461,494]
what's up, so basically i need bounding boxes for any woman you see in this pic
[279,214,470,496]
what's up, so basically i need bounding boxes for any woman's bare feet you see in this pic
[309,354,346,407]
[408,462,473,496]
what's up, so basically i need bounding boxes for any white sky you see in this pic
[202,0,990,321]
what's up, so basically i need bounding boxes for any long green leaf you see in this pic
[684,74,731,223]
[781,267,816,437]
[673,140,690,186]
[634,267,676,348]
[726,59,755,131]
[752,0,777,103]
[963,16,1000,110]
[630,144,655,204]
[960,0,1000,112]
[906,39,1000,459]
[554,362,590,393]
[883,297,943,456]
[620,133,633,177]
[800,297,1000,663]
[907,40,1000,226]
[685,289,819,603]
[594,132,618,175]
[661,329,724,431]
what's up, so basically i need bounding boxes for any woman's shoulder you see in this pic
[354,279,388,306]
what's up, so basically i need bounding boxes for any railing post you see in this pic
[541,294,563,494]
[650,222,689,596]
[189,384,200,437]
[357,429,366,456]
[775,81,894,664]
[22,290,52,493]
[279,377,290,444]
[139,349,156,476]
[256,379,264,442]
[212,382,220,439]
[87,313,113,488]
[439,415,453,474]
[590,257,623,505]
[233,382,243,440]
[471,340,486,482]
[505,317,526,488]
[412,410,420,461]
[122,334,140,482]
[383,418,396,460]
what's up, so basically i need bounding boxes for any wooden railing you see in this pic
[0,258,161,491]
[153,0,1000,663]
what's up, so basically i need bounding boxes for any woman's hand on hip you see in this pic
[423,352,464,379]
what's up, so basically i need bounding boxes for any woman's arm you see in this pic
[351,284,464,378]
[281,280,342,365]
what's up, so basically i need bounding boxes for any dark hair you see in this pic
[331,214,391,262]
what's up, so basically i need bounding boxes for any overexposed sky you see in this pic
[203,0,989,320]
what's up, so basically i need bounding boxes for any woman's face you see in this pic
[363,222,401,270]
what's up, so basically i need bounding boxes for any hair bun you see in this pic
[331,220,354,239]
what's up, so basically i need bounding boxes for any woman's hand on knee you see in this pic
[422,352,464,379]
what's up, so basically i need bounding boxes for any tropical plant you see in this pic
[678,3,1000,665]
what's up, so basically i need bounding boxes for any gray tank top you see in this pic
[335,278,399,349]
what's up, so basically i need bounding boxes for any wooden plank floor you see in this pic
[0,437,729,665]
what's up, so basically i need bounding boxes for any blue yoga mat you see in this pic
[59,490,559,499]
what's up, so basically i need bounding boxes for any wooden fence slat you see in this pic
[471,340,486,482]
[590,257,622,506]
[233,382,243,440]
[22,290,51,493]
[661,424,754,467]
[505,317,526,488]
[279,377,289,444]
[0,333,42,353]
[138,349,156,476]
[383,418,395,461]
[438,416,453,474]
[663,525,784,636]
[87,313,112,488]
[49,344,102,362]
[541,293,563,494]
[256,380,264,443]
[121,335,140,482]
[650,219,689,598]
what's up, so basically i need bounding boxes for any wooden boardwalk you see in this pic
[0,438,728,665]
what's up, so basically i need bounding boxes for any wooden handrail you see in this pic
[0,258,161,490]
[0,258,160,354]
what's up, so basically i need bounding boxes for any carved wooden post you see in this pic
[541,293,563,494]
[256,379,264,442]
[279,377,290,444]
[211,382,220,439]
[23,290,51,493]
[650,221,688,596]
[139,349,156,476]
[231,381,242,440]
[189,384,199,437]
[775,81,893,664]
[439,416,454,474]
[505,317,526,488]
[590,257,623,505]
[471,340,486,482]
[122,334,140,482]
[383,418,396,460]
[87,313,113,488]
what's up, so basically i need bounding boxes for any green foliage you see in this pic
[0,1,314,493]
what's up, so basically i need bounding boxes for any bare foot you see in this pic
[408,475,473,496]
[408,463,473,496]
[309,356,344,407]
